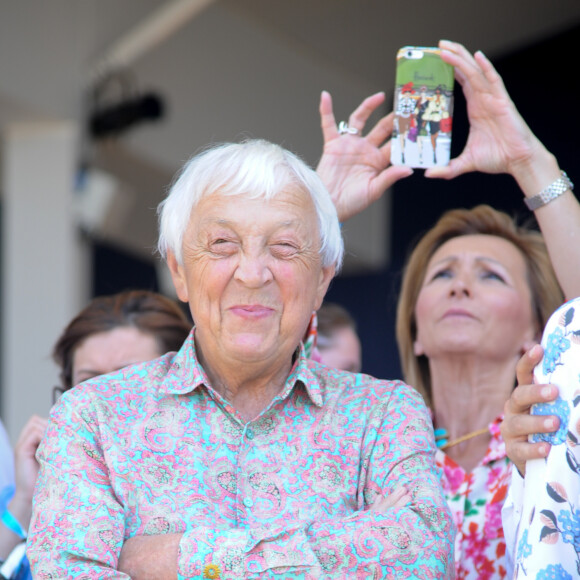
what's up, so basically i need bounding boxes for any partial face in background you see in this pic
[318,326,362,373]
[413,234,538,362]
[168,187,335,369]
[72,326,162,385]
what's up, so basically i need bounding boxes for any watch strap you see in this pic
[524,171,574,211]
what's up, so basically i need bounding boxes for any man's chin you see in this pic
[225,334,295,364]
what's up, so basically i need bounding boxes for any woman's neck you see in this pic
[429,354,517,471]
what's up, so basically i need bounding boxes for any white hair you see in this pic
[157,139,343,270]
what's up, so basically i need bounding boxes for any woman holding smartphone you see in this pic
[316,40,580,578]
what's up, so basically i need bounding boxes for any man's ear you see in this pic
[166,251,189,303]
[313,265,335,311]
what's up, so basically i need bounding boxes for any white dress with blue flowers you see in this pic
[513,297,580,579]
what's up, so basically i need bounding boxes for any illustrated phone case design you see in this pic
[391,46,455,168]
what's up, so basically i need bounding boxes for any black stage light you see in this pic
[89,92,165,139]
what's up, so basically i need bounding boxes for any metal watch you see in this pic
[524,171,574,211]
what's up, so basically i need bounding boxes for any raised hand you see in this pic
[12,415,48,505]
[316,90,412,222]
[426,40,545,180]
[0,415,47,559]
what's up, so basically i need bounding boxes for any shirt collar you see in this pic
[279,343,324,408]
[159,328,325,407]
[158,328,207,396]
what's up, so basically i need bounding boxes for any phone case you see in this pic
[391,46,455,168]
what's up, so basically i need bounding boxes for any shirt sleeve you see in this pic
[501,464,523,579]
[26,395,129,578]
[177,383,455,579]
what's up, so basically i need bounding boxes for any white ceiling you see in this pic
[2,0,580,270]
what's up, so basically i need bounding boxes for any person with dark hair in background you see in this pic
[0,290,191,580]
[53,289,192,394]
[316,302,362,373]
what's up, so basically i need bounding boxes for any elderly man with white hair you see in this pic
[27,139,453,578]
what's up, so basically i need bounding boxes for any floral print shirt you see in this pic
[438,416,510,579]
[509,298,580,579]
[27,330,454,579]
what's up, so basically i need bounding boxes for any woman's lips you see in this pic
[441,308,477,320]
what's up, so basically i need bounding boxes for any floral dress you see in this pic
[513,297,580,579]
[438,417,511,579]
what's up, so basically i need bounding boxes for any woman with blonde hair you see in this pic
[394,203,563,577]
[317,39,580,577]
[396,204,563,410]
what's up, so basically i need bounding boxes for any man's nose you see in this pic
[234,252,273,287]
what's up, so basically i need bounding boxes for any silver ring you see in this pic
[338,121,359,135]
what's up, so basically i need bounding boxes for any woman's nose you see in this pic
[449,274,471,297]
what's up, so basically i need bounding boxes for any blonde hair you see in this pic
[396,205,563,407]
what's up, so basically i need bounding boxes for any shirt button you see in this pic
[243,497,253,508]
[246,428,254,440]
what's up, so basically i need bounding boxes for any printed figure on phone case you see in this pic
[394,82,416,164]
[414,85,429,164]
[422,84,448,164]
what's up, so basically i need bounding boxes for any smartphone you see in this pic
[391,46,455,168]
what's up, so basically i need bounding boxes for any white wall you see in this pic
[2,121,86,440]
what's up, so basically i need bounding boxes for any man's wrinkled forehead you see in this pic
[186,187,318,234]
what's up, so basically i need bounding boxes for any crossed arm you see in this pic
[118,488,412,577]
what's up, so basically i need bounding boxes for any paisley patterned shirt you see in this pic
[28,330,454,579]
[437,417,511,579]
